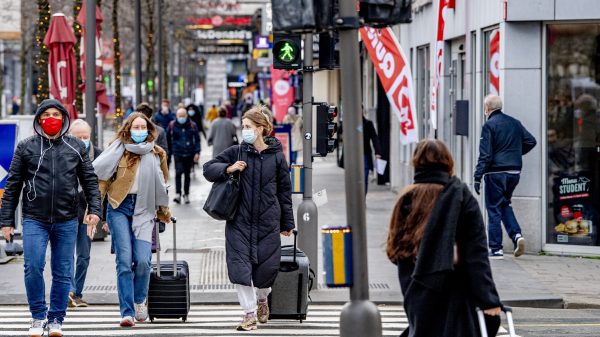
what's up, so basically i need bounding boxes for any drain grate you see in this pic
[317,282,391,290]
[198,249,229,286]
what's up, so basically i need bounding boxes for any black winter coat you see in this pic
[397,170,502,337]
[203,138,295,288]
[0,99,102,228]
[474,110,537,182]
[167,120,201,157]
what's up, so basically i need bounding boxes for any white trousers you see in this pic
[235,282,271,314]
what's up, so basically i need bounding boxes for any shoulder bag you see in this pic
[203,146,241,221]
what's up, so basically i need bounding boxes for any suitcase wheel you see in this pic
[149,316,154,323]
[182,316,187,322]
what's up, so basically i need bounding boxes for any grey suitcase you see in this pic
[476,306,517,337]
[268,230,314,322]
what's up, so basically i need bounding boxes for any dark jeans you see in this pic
[175,155,194,195]
[71,222,92,298]
[22,217,78,323]
[484,173,522,251]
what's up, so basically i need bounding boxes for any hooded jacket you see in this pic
[0,99,102,227]
[203,138,295,288]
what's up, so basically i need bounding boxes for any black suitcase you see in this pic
[148,217,190,322]
[268,230,315,322]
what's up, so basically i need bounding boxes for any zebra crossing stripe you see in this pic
[0,304,406,337]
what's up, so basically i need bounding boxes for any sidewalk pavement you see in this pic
[0,139,598,309]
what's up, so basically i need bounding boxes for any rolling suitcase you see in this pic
[148,217,190,322]
[476,306,517,337]
[268,230,315,322]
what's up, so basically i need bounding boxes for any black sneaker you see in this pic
[489,249,504,260]
[514,234,526,257]
[173,194,181,204]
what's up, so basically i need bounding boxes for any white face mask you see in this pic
[242,129,257,144]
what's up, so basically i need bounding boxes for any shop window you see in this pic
[546,24,600,246]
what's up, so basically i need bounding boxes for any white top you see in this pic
[129,165,141,194]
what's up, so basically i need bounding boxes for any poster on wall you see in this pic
[274,124,292,165]
[489,29,500,95]
[270,66,294,123]
[552,173,597,245]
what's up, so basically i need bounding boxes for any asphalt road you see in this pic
[511,307,600,337]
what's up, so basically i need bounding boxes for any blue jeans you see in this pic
[107,194,152,317]
[484,173,522,251]
[71,222,91,298]
[22,217,78,323]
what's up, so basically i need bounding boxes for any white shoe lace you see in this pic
[30,319,46,329]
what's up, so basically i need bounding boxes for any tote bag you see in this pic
[203,146,241,221]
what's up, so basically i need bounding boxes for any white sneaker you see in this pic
[514,236,526,257]
[47,319,63,337]
[135,300,149,322]
[120,316,135,327]
[28,319,46,337]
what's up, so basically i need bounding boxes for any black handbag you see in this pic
[203,146,241,221]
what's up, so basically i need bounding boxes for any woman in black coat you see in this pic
[387,139,502,337]
[203,106,295,331]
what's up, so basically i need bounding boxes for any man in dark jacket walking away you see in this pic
[168,108,201,204]
[67,119,103,309]
[474,95,537,260]
[0,99,102,337]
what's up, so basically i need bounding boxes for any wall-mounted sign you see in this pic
[195,30,253,40]
[197,44,249,54]
[255,35,272,49]
[186,16,252,28]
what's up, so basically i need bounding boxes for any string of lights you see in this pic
[36,0,51,101]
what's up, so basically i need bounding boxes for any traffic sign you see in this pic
[0,122,18,190]
[273,34,301,70]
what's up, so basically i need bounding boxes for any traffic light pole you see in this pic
[297,33,319,279]
[85,0,97,146]
[337,1,382,336]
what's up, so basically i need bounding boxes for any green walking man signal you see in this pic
[273,34,301,70]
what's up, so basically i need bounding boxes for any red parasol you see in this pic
[77,3,110,113]
[44,13,78,119]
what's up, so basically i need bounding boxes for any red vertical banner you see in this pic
[359,27,418,144]
[431,0,454,130]
[270,66,294,123]
[489,29,501,96]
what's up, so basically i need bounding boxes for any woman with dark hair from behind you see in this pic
[387,139,502,337]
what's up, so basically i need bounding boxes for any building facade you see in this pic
[362,0,600,255]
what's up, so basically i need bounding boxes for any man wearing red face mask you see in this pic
[0,99,102,337]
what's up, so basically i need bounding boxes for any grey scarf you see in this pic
[93,139,169,243]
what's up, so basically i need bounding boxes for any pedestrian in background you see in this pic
[206,104,218,122]
[387,139,502,337]
[362,113,383,194]
[474,95,537,259]
[186,103,207,140]
[282,105,303,164]
[67,119,104,309]
[136,102,169,154]
[203,106,295,331]
[208,106,238,159]
[0,99,102,337]
[92,112,171,327]
[152,99,175,131]
[168,108,201,204]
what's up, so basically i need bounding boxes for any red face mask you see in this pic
[40,117,63,136]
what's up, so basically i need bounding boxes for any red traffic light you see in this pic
[328,106,338,119]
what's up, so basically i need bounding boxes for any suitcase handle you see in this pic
[476,306,516,337]
[155,217,178,278]
[292,229,298,264]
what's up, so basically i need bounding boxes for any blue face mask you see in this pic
[82,139,90,150]
[188,109,195,117]
[177,117,187,124]
[242,129,257,144]
[131,130,148,143]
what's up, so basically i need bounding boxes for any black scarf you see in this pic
[411,169,467,292]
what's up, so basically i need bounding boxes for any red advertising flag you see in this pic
[359,27,418,144]
[489,29,501,96]
[44,13,78,120]
[270,66,295,123]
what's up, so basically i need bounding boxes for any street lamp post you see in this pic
[157,0,163,105]
[134,0,142,105]
[297,33,319,278]
[337,0,382,335]
[85,0,97,146]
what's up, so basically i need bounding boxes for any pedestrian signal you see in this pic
[273,34,302,70]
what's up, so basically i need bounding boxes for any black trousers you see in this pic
[174,155,194,195]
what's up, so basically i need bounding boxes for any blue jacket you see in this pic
[152,110,175,131]
[167,120,201,157]
[474,110,537,182]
